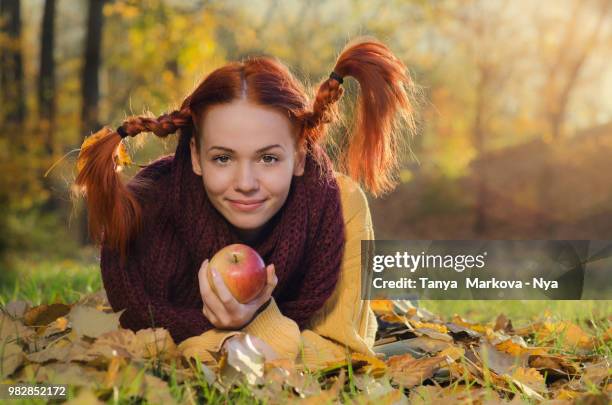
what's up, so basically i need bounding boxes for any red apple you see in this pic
[208,244,267,304]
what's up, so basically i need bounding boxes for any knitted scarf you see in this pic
[100,131,346,344]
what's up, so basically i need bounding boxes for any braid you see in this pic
[118,108,192,138]
[74,107,193,263]
[300,77,344,144]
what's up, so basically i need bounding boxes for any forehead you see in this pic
[201,99,295,150]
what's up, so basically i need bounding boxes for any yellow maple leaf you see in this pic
[539,321,594,349]
[370,300,394,315]
[409,320,448,334]
[510,367,547,393]
[76,127,132,174]
[495,337,548,357]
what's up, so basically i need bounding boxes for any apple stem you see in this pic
[232,253,238,263]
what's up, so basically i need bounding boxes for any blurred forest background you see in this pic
[1,0,611,289]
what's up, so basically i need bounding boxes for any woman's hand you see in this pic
[198,259,278,330]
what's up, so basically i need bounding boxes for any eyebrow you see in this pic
[207,144,285,153]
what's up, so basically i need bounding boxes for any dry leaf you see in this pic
[536,321,594,350]
[77,127,113,173]
[3,300,31,319]
[450,315,489,334]
[135,328,178,360]
[23,303,71,327]
[438,345,465,362]
[68,305,123,339]
[478,342,526,375]
[351,352,388,377]
[399,336,453,354]
[581,360,611,387]
[408,320,449,334]
[494,335,548,357]
[387,353,447,388]
[220,333,265,386]
[1,312,34,341]
[510,367,547,393]
[529,354,580,377]
[1,340,24,378]
[370,300,395,315]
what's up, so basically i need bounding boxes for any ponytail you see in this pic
[74,109,191,262]
[304,37,417,197]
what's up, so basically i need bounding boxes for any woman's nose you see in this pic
[235,162,259,192]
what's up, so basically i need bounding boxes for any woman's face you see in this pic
[190,99,306,240]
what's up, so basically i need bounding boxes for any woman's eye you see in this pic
[213,155,231,164]
[261,155,278,164]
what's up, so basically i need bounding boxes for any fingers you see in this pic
[197,259,210,300]
[253,264,278,305]
[210,267,240,310]
[266,263,278,293]
[202,303,219,325]
[198,259,227,320]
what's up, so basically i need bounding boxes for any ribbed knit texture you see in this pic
[100,132,345,344]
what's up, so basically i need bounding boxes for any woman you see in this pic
[74,37,416,369]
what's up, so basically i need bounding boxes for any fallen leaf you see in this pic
[135,328,178,360]
[438,345,465,362]
[68,305,123,339]
[536,321,594,350]
[387,353,447,388]
[494,335,548,357]
[220,333,265,386]
[398,336,453,354]
[351,352,388,377]
[1,340,24,378]
[370,300,395,315]
[529,354,580,377]
[3,300,30,319]
[23,303,71,327]
[478,342,526,376]
[510,367,547,393]
[494,314,514,333]
[1,312,34,341]
[408,320,449,334]
[580,360,610,387]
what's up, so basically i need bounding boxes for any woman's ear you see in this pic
[189,137,203,176]
[293,145,306,176]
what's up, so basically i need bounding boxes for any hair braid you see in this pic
[74,108,193,262]
[300,77,344,144]
[119,108,192,138]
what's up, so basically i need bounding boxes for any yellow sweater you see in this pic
[178,171,377,370]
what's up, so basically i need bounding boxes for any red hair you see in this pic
[74,37,417,260]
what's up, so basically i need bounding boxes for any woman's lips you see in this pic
[228,199,266,212]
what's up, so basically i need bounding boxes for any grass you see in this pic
[0,254,101,306]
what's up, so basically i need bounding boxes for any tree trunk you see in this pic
[39,0,56,155]
[79,0,106,244]
[39,0,63,215]
[0,0,26,127]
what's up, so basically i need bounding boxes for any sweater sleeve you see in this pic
[177,172,378,368]
[101,242,214,345]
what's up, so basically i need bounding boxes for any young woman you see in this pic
[75,37,416,369]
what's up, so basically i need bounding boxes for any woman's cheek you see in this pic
[202,166,233,194]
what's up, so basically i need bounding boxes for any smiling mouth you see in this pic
[227,199,267,212]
